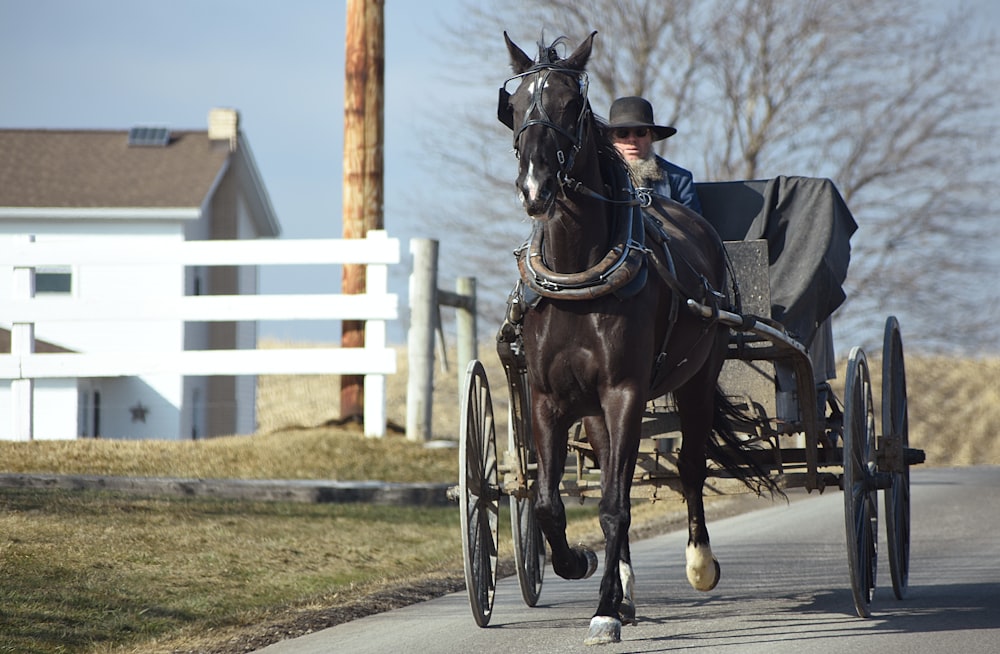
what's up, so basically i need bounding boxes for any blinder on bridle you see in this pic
[497,64,592,171]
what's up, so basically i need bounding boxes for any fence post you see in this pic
[11,235,35,441]
[406,239,437,442]
[455,276,478,391]
[363,230,389,437]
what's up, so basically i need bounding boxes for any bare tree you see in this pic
[421,0,999,354]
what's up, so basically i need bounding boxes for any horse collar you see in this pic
[516,202,649,301]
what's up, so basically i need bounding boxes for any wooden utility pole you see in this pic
[341,0,384,423]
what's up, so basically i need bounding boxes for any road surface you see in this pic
[256,466,1000,653]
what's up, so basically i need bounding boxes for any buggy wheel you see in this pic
[459,360,499,627]
[843,346,878,618]
[508,366,545,606]
[882,316,911,600]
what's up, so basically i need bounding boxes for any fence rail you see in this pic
[1,231,399,439]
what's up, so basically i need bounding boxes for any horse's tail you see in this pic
[709,389,785,498]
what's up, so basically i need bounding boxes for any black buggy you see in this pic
[454,176,926,626]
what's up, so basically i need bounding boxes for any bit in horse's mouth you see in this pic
[526,195,557,221]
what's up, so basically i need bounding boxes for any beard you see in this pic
[626,156,664,187]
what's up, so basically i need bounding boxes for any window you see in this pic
[36,266,72,294]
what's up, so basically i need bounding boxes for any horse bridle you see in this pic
[499,65,649,208]
[499,64,591,185]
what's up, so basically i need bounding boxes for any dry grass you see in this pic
[0,428,455,482]
[256,338,510,444]
[822,354,1000,468]
[888,355,1000,467]
[258,341,1000,469]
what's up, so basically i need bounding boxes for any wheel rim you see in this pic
[511,494,545,606]
[459,360,498,627]
[882,317,910,599]
[508,367,545,606]
[843,346,878,618]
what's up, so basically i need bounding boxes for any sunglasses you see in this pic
[611,127,649,139]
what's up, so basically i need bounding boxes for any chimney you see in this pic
[208,108,240,150]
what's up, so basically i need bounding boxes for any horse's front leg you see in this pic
[531,396,598,583]
[582,399,641,645]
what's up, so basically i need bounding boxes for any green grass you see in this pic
[0,485,463,654]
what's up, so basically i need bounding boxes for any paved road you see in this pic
[256,466,1000,653]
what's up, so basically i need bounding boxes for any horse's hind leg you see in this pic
[675,377,721,592]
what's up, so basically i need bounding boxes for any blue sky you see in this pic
[0,0,482,342]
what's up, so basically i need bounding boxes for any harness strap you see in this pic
[642,210,728,391]
[648,236,681,390]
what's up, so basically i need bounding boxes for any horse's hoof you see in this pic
[584,616,621,645]
[619,598,636,625]
[580,545,599,579]
[686,543,721,591]
[696,558,720,591]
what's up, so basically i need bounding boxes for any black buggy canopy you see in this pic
[695,176,859,349]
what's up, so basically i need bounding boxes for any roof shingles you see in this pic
[0,129,231,208]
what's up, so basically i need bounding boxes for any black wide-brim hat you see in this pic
[607,96,676,141]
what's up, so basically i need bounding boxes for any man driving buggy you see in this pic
[606,96,703,215]
[607,96,844,425]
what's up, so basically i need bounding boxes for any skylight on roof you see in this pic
[127,126,171,147]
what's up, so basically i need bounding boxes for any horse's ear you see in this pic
[505,31,534,74]
[563,31,597,71]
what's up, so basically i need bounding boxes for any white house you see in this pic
[0,109,281,440]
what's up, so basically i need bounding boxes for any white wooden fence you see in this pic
[1,231,399,439]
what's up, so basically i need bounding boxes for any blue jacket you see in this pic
[649,155,703,215]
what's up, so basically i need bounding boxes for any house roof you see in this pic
[0,328,73,354]
[0,129,233,208]
[0,124,281,237]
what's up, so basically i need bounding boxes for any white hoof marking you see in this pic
[686,542,720,591]
[619,560,635,603]
[619,560,636,623]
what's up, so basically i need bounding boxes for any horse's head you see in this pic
[500,31,596,219]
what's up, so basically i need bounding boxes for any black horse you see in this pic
[499,31,777,645]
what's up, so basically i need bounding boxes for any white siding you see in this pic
[0,219,192,440]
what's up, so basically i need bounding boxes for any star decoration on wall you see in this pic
[130,401,149,423]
